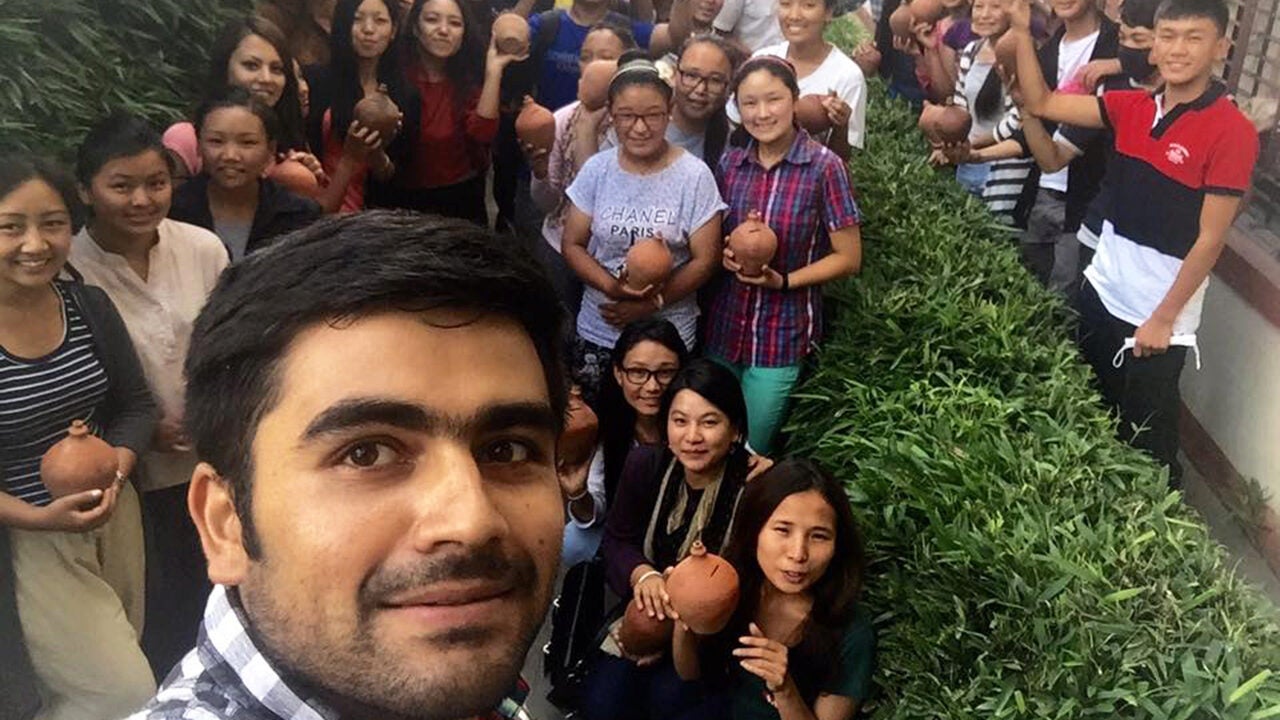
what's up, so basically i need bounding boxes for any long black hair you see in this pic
[714,459,867,703]
[207,15,308,152]
[328,0,406,143]
[677,33,744,167]
[596,320,689,505]
[400,0,487,95]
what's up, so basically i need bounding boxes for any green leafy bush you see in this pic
[788,83,1280,717]
[0,0,253,160]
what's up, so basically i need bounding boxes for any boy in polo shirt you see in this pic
[1006,0,1259,486]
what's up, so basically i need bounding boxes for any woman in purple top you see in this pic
[707,56,861,455]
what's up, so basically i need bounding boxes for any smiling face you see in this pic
[970,0,1009,38]
[777,0,831,45]
[613,340,681,418]
[199,106,276,192]
[755,489,837,594]
[674,42,733,122]
[736,68,798,147]
[1151,15,1227,87]
[611,84,671,162]
[0,180,72,294]
[352,0,396,60]
[203,308,563,718]
[1049,0,1094,22]
[228,34,288,107]
[666,389,738,475]
[415,0,466,61]
[79,150,171,242]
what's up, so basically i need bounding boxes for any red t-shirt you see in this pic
[403,65,498,189]
[320,108,369,213]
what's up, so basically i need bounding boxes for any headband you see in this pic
[609,58,663,93]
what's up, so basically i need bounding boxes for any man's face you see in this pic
[221,309,563,720]
[1151,15,1228,87]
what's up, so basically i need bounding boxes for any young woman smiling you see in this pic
[562,54,725,402]
[707,56,861,455]
[673,459,875,720]
[70,114,229,678]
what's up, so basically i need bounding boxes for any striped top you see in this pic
[954,39,1033,225]
[0,283,110,506]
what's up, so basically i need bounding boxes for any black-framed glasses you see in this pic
[676,66,729,94]
[621,366,679,386]
[613,110,669,129]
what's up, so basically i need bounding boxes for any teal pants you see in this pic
[709,356,802,455]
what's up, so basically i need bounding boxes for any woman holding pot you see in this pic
[562,53,725,402]
[0,153,157,719]
[580,358,752,720]
[707,56,861,455]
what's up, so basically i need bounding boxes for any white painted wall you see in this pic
[1181,270,1280,502]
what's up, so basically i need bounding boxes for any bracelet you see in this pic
[634,569,662,588]
[780,272,790,292]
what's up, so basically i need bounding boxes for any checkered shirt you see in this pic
[126,585,535,720]
[706,131,862,368]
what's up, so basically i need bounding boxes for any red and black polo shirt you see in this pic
[1083,81,1259,334]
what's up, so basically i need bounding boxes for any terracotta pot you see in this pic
[623,236,673,292]
[515,95,556,155]
[618,598,674,656]
[994,31,1020,79]
[270,159,322,198]
[888,4,914,39]
[40,420,118,498]
[854,45,882,78]
[492,12,530,56]
[795,94,832,135]
[665,541,740,635]
[354,83,402,142]
[559,389,599,468]
[909,0,946,25]
[934,105,972,144]
[916,101,946,142]
[578,59,617,112]
[728,211,778,278]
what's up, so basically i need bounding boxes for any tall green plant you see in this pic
[0,0,253,160]
[787,81,1280,717]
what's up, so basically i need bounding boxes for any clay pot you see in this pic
[270,159,322,198]
[665,541,740,635]
[515,95,556,156]
[559,389,599,468]
[933,105,972,144]
[795,94,832,135]
[916,101,946,142]
[908,0,946,25]
[623,236,673,292]
[618,598,674,656]
[578,59,617,112]
[994,31,1020,79]
[354,83,402,142]
[39,420,118,498]
[888,4,914,39]
[493,12,530,56]
[728,211,778,278]
[854,45,882,78]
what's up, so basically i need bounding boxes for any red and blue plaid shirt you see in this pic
[706,131,861,367]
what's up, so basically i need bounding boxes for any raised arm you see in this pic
[1005,0,1103,128]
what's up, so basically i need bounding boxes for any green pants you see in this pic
[709,356,802,455]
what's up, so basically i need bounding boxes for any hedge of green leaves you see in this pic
[0,0,252,160]
[787,82,1280,717]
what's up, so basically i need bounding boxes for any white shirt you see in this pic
[1041,30,1100,192]
[728,42,868,149]
[70,219,229,490]
[713,0,784,52]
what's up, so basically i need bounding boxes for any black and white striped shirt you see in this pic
[954,39,1034,224]
[0,284,110,506]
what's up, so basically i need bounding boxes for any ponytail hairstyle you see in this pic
[608,50,674,104]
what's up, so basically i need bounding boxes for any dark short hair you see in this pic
[0,153,81,232]
[184,210,569,557]
[658,358,749,443]
[587,20,638,51]
[76,112,172,187]
[1122,0,1163,29]
[1155,0,1230,34]
[195,86,282,144]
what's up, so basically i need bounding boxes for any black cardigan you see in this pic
[1012,16,1120,232]
[168,174,322,257]
[1,277,158,720]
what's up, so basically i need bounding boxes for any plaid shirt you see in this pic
[127,585,535,720]
[706,131,861,367]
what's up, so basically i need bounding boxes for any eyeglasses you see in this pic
[621,366,679,386]
[676,67,729,95]
[612,110,669,129]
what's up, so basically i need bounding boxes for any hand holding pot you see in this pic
[634,568,675,620]
[486,33,530,76]
[724,248,786,289]
[602,297,661,327]
[28,482,120,533]
[283,150,329,188]
[940,140,972,165]
[821,90,851,129]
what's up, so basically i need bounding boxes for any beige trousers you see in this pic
[10,483,155,720]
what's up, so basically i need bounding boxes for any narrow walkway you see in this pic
[1182,461,1280,605]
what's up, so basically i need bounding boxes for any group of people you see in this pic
[878,0,1258,486]
[0,0,1262,716]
